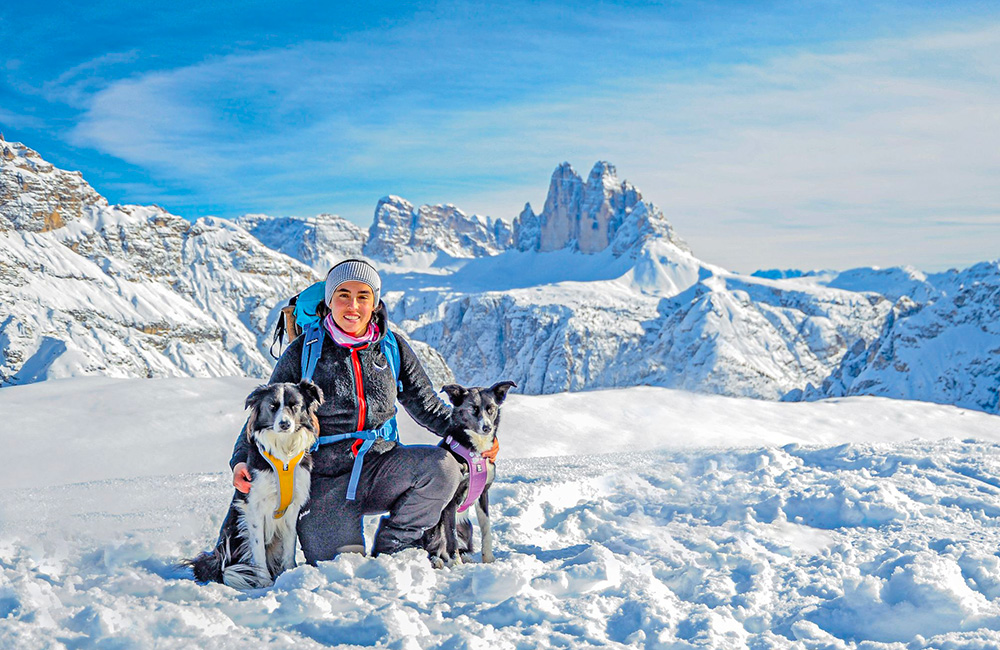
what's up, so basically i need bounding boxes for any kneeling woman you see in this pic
[229,259,477,561]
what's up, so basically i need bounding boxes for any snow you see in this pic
[4,378,1000,648]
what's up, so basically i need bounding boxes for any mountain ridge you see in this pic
[2,136,996,413]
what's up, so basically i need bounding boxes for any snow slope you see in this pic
[4,378,1000,649]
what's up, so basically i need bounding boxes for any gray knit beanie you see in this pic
[325,259,382,306]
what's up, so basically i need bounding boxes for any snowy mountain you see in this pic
[812,261,1000,412]
[2,137,997,414]
[825,265,945,303]
[235,213,366,274]
[0,137,320,383]
[381,246,892,400]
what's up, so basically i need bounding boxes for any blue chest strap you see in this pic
[300,322,325,383]
[311,419,398,500]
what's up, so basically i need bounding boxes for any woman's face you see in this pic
[329,281,375,336]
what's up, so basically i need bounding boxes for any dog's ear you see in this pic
[245,384,271,411]
[442,384,468,406]
[298,380,324,410]
[490,381,517,404]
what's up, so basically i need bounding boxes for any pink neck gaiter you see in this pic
[323,313,380,348]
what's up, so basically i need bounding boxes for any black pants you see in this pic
[297,444,461,563]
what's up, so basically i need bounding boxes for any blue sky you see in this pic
[2,1,998,272]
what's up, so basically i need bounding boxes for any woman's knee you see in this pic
[428,446,462,491]
[297,476,364,563]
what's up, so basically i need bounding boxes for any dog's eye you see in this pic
[269,403,279,411]
[472,406,480,416]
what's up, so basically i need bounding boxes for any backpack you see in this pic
[299,313,403,502]
[271,280,404,501]
[270,280,401,389]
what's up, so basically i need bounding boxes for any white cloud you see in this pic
[69,21,1000,272]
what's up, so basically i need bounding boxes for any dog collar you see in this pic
[445,435,489,513]
[257,445,306,519]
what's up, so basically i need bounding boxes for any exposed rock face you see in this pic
[364,196,512,263]
[0,138,105,233]
[512,161,688,256]
[236,213,367,273]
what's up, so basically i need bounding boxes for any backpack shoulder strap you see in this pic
[381,328,403,392]
[300,322,325,382]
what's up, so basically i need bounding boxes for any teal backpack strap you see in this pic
[381,329,403,393]
[300,322,325,382]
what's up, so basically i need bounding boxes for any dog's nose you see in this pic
[482,423,492,433]
[278,419,292,431]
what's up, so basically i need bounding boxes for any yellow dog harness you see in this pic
[257,446,306,519]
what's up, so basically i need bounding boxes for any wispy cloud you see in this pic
[42,51,141,107]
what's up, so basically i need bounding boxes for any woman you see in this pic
[229,259,481,562]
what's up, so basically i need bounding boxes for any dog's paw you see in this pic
[481,551,495,564]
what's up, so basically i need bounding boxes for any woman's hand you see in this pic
[233,462,252,493]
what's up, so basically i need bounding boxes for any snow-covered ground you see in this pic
[3,378,1000,649]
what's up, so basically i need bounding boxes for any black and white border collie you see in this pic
[184,381,322,589]
[422,381,516,567]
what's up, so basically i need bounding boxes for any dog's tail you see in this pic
[457,514,474,554]
[182,538,270,589]
[180,547,225,584]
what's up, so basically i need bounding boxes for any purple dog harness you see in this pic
[445,435,490,512]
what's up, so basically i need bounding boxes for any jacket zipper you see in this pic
[350,344,369,432]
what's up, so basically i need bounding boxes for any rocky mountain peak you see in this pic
[513,160,686,257]
[364,195,511,263]
[236,212,367,273]
[586,160,619,190]
[1,139,106,233]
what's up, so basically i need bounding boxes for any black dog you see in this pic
[422,381,516,567]
[184,381,322,589]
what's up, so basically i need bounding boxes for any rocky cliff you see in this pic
[512,161,688,257]
[1,138,318,383]
[362,195,512,263]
